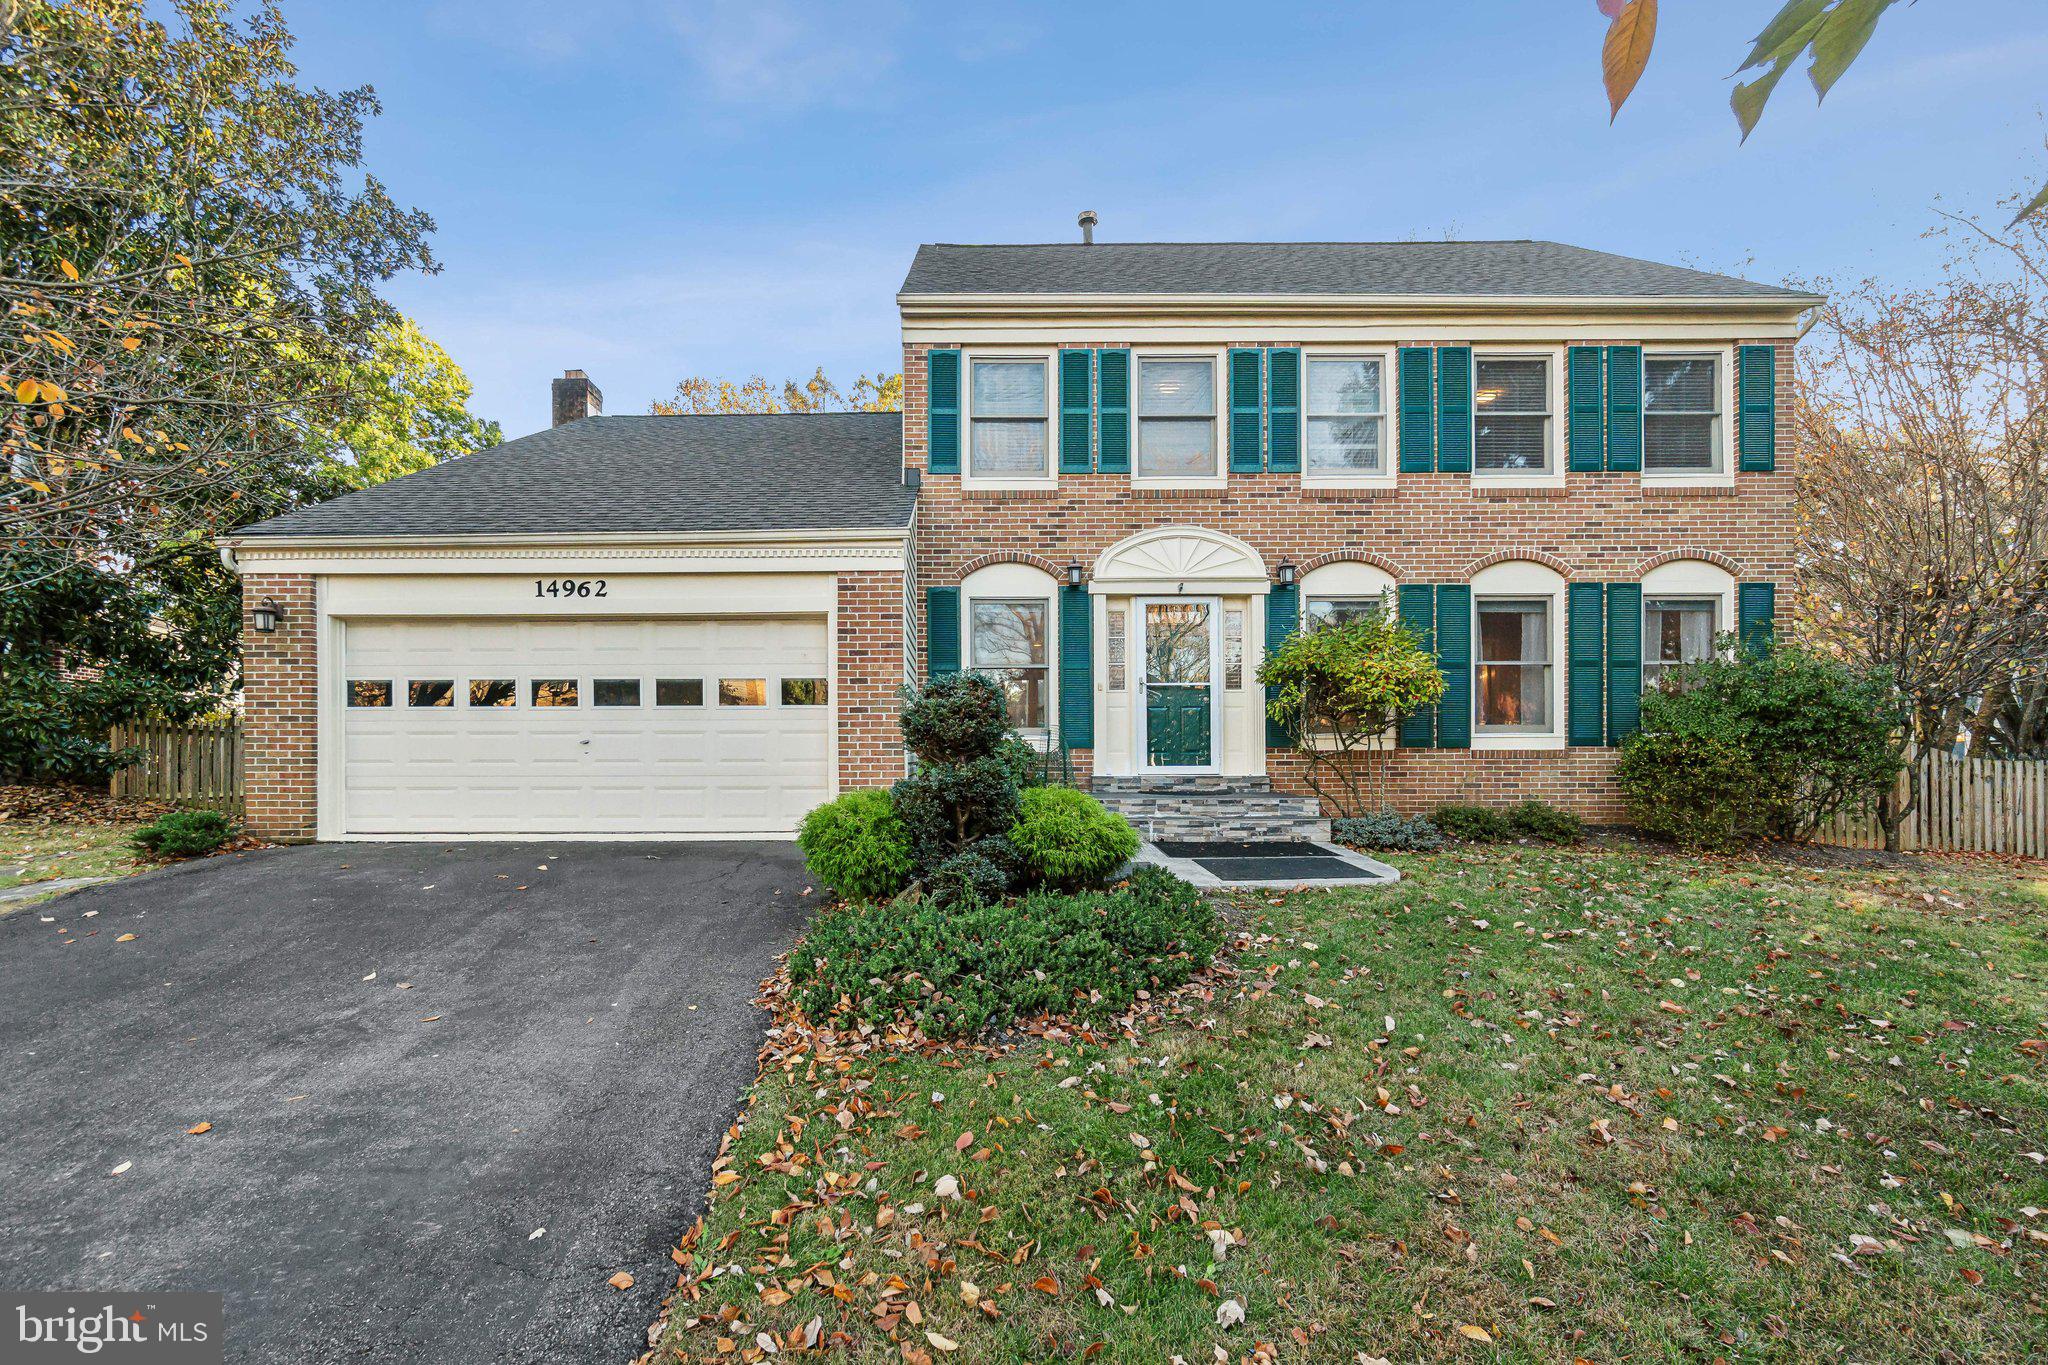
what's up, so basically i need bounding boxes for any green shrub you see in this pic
[788,866,1217,1037]
[1507,799,1585,844]
[1616,643,1904,851]
[927,843,1012,911]
[797,789,913,901]
[891,756,1021,875]
[994,734,1050,789]
[131,809,233,858]
[1010,787,1139,890]
[1332,807,1444,852]
[900,673,1012,766]
[1433,803,1515,841]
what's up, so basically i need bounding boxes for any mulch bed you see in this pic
[0,783,175,825]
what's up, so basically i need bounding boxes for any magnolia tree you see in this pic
[1257,600,1445,816]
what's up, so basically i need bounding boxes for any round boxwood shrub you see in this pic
[1009,787,1139,891]
[797,789,913,901]
[131,809,234,858]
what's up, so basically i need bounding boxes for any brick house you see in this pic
[223,238,1816,842]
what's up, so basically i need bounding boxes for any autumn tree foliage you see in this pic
[1795,187,2048,842]
[651,367,901,416]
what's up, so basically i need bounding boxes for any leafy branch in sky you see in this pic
[1597,0,2045,224]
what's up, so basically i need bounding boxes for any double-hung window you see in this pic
[1474,355,1553,473]
[1476,599,1553,731]
[1643,353,1723,472]
[1305,356,1387,476]
[1643,597,1717,691]
[1135,357,1217,479]
[969,598,1049,732]
[967,358,1049,480]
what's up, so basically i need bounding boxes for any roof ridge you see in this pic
[919,239,1547,248]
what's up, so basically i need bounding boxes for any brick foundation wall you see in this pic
[906,337,1796,821]
[838,570,908,787]
[240,572,319,841]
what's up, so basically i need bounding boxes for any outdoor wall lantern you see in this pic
[1065,562,1085,589]
[1275,560,1297,587]
[251,597,283,633]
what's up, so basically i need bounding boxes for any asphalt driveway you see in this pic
[0,840,815,1364]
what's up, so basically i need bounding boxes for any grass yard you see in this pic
[0,818,152,909]
[651,847,2048,1364]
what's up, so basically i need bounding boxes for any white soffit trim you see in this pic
[221,528,908,575]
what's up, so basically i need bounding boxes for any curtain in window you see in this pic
[1476,601,1551,728]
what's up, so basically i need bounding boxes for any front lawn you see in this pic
[650,847,2048,1363]
[0,817,152,908]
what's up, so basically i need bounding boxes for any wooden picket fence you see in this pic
[1817,748,2048,856]
[107,717,243,811]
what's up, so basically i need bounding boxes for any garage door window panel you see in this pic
[656,678,704,706]
[593,678,642,707]
[531,679,579,707]
[719,679,767,706]
[348,680,392,707]
[408,680,454,708]
[781,678,827,706]
[469,679,516,707]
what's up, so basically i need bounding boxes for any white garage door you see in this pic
[338,616,830,836]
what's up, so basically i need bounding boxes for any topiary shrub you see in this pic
[131,809,233,858]
[1616,642,1903,850]
[994,734,1050,790]
[899,673,1012,766]
[1507,799,1585,845]
[797,789,913,901]
[892,673,1025,894]
[1010,787,1139,891]
[788,866,1217,1037]
[1432,803,1515,842]
[1332,807,1445,852]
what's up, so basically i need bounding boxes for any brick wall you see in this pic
[906,337,1797,820]
[240,572,319,841]
[838,569,909,786]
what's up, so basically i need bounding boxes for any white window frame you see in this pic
[1299,346,1398,489]
[1641,344,1736,489]
[1640,559,1737,689]
[1469,560,1567,750]
[960,349,1058,490]
[960,562,1059,743]
[1131,348,1225,488]
[1471,344,1566,489]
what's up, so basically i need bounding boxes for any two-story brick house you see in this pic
[223,236,1815,842]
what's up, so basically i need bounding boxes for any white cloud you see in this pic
[662,0,903,108]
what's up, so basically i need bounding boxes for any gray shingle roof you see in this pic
[231,413,913,540]
[900,240,1814,301]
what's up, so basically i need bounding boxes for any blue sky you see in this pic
[284,1,2048,437]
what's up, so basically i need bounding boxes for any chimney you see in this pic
[551,369,603,426]
[1077,209,1098,245]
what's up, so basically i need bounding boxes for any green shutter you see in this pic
[1567,346,1605,472]
[1605,583,1642,743]
[1059,349,1094,473]
[1097,349,1131,473]
[1435,345,1472,474]
[927,349,960,474]
[1265,584,1299,749]
[1228,348,1263,473]
[1738,581,1777,653]
[1738,344,1776,472]
[1605,345,1642,472]
[1266,347,1301,473]
[1398,347,1434,472]
[1567,582,1605,746]
[1059,584,1094,747]
[1433,584,1472,748]
[925,585,960,681]
[1397,584,1437,748]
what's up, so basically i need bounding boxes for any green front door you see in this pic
[1143,601,1213,768]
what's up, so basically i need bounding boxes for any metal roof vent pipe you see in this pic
[1078,209,1098,245]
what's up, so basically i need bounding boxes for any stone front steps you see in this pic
[1091,775,1331,844]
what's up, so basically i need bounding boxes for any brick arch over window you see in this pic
[1460,547,1577,582]
[1631,547,1747,579]
[953,551,1063,583]
[1297,549,1410,581]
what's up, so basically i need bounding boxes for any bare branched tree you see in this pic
[1795,183,2048,845]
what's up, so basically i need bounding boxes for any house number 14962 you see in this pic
[534,578,607,598]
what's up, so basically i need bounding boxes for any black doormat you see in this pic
[1155,840,1333,859]
[1191,856,1376,881]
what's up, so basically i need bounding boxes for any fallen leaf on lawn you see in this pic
[924,1330,958,1352]
[606,1271,634,1290]
[934,1175,961,1200]
[1961,1267,1984,1284]
[1032,1276,1060,1294]
[185,1122,211,1135]
[1216,1299,1245,1329]
[1456,1323,1494,1343]
[711,1171,740,1186]
[955,1130,974,1152]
